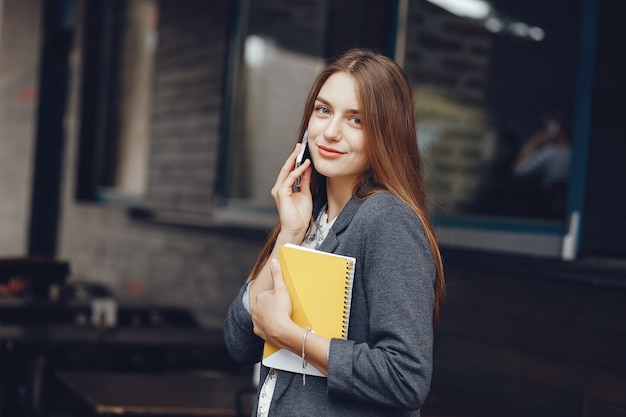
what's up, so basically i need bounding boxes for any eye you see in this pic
[316,105,331,116]
[349,116,362,126]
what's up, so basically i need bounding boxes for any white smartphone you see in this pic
[294,130,308,191]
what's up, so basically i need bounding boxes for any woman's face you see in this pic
[307,72,368,185]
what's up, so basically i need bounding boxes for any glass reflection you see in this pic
[406,0,580,222]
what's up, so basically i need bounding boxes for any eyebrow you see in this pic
[315,96,360,115]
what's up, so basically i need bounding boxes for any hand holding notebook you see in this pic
[262,243,356,377]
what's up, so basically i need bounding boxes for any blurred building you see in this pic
[0,0,624,416]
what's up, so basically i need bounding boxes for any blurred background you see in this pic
[0,0,624,416]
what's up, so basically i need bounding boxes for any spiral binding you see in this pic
[341,259,355,339]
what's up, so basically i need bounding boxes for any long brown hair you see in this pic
[247,49,445,325]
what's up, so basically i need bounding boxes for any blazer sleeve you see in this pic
[326,194,436,411]
[223,283,265,366]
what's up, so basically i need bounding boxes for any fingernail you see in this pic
[270,258,279,267]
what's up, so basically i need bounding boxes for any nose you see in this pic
[323,117,341,141]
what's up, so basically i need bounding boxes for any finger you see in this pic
[270,258,293,297]
[277,144,303,181]
[297,160,313,193]
[284,158,311,190]
[269,258,285,290]
[271,144,304,196]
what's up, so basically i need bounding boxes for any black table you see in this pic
[0,324,225,347]
[55,371,255,416]
[0,299,235,416]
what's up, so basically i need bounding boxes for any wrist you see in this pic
[270,320,302,351]
[275,230,305,247]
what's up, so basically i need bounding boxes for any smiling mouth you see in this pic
[318,145,344,155]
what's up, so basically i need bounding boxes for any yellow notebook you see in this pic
[262,243,356,377]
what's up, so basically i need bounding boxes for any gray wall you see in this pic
[0,0,42,255]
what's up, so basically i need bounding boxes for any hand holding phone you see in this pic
[294,130,308,191]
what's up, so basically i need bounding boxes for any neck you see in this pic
[325,176,355,221]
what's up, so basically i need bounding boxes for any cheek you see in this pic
[356,139,370,170]
[351,144,369,171]
[356,153,369,172]
[353,136,368,157]
[306,117,324,136]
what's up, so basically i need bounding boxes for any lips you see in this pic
[317,145,344,157]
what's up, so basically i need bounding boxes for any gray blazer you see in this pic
[224,192,436,417]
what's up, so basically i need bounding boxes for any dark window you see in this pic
[76,0,157,202]
[220,0,599,259]
[401,0,588,257]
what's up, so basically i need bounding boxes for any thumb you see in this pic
[269,258,286,290]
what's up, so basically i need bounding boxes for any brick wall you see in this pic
[145,0,229,214]
[0,0,42,255]
[405,0,491,104]
[249,0,326,56]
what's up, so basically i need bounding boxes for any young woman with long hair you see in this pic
[224,48,445,417]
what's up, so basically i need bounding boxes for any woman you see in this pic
[224,48,445,417]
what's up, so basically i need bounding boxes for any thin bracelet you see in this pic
[302,326,312,386]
